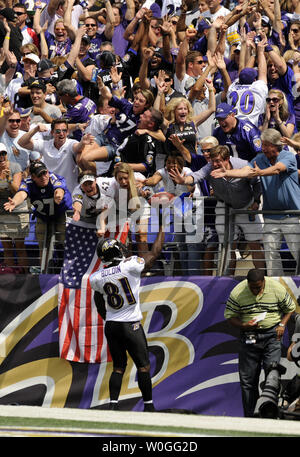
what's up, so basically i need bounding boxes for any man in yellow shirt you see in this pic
[225,268,296,417]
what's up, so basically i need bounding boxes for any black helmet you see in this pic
[96,239,124,264]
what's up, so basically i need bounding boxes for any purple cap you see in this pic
[150,3,161,18]
[239,67,258,85]
[198,18,211,33]
[215,103,237,119]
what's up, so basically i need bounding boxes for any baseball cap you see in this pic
[29,161,48,176]
[215,103,237,119]
[79,174,96,185]
[0,8,17,21]
[233,42,241,52]
[197,18,211,33]
[239,67,258,85]
[29,79,47,92]
[0,142,7,153]
[22,53,40,65]
[227,31,241,46]
[261,15,270,26]
[99,50,116,68]
[81,34,91,44]
[153,47,164,57]
[37,58,54,73]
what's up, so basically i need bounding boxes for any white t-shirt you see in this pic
[1,131,39,171]
[192,91,222,142]
[31,137,79,192]
[202,6,238,58]
[72,176,114,226]
[90,255,145,322]
[5,77,24,105]
[40,4,83,35]
[226,79,268,127]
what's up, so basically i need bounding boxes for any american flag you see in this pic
[58,220,129,363]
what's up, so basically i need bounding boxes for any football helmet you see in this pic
[96,239,125,264]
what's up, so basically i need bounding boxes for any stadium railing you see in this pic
[0,201,299,277]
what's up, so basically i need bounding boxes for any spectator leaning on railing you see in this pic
[211,128,300,277]
[169,144,265,275]
[3,161,72,271]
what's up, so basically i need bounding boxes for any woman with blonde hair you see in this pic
[164,80,216,158]
[258,89,296,137]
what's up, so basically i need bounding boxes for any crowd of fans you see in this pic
[0,0,300,276]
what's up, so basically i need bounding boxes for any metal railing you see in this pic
[0,200,299,277]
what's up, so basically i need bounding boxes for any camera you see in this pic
[254,362,286,418]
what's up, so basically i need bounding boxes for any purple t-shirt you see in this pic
[45,31,72,59]
[64,96,97,140]
[106,96,139,145]
[88,32,106,61]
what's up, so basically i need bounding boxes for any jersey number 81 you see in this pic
[103,277,136,309]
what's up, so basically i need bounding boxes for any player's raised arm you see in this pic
[139,212,165,272]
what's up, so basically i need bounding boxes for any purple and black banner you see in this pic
[0,274,299,417]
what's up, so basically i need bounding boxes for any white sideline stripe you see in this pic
[0,406,299,436]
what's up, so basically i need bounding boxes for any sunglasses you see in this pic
[54,128,68,134]
[85,23,97,27]
[14,11,25,15]
[291,29,300,33]
[171,20,178,25]
[266,97,280,103]
[201,148,212,153]
[195,60,204,64]
[164,78,172,82]
[37,171,48,177]
[8,119,21,123]
[0,151,7,156]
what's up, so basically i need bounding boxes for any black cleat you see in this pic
[143,403,156,412]
[109,402,119,410]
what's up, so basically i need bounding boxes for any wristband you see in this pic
[5,36,10,40]
[128,47,137,56]
[278,323,285,327]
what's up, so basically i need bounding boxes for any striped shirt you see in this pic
[225,277,296,329]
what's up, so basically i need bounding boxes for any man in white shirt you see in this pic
[17,118,94,192]
[0,108,40,173]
